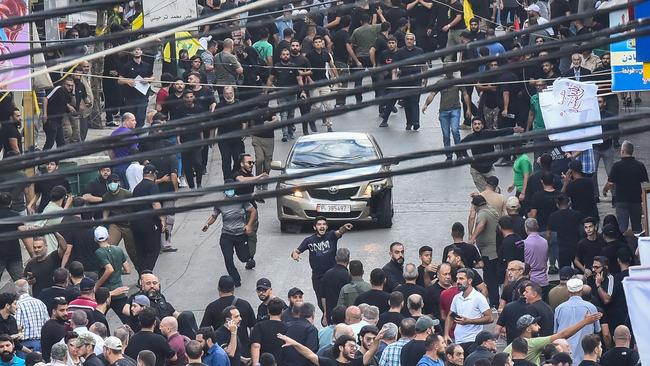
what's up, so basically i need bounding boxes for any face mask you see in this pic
[224,189,236,197]
[107,182,120,192]
[457,284,468,292]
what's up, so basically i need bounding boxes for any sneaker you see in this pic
[282,137,288,142]
[379,121,388,127]
[327,126,333,132]
[406,124,412,130]
[245,259,256,270]
[161,245,178,253]
[106,121,119,127]
[413,123,420,131]
[548,265,559,275]
[178,176,188,188]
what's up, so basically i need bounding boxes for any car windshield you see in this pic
[289,138,378,168]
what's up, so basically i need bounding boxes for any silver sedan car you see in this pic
[271,132,394,232]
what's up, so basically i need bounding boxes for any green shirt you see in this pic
[349,24,381,57]
[513,154,532,192]
[95,245,127,296]
[435,77,462,112]
[253,40,273,62]
[37,202,64,253]
[504,336,552,365]
[530,94,545,130]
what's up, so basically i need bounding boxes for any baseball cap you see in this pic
[79,277,96,292]
[602,224,619,238]
[486,176,499,188]
[108,173,121,182]
[525,4,541,12]
[218,275,235,292]
[133,295,151,307]
[143,164,158,175]
[256,278,272,291]
[104,336,123,351]
[415,315,440,332]
[567,278,583,292]
[94,226,109,242]
[288,287,304,297]
[559,266,575,281]
[516,314,541,330]
[74,333,97,347]
[506,196,521,210]
[475,331,498,345]
[471,195,487,207]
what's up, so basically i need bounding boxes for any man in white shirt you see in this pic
[126,161,144,191]
[444,268,493,354]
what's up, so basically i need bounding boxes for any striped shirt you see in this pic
[378,338,411,366]
[16,293,49,340]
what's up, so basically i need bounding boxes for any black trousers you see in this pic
[181,149,204,188]
[298,96,316,134]
[217,139,245,180]
[103,79,122,122]
[131,219,161,273]
[483,257,500,307]
[44,119,66,150]
[312,275,326,312]
[219,233,249,285]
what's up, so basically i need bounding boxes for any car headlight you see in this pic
[363,179,388,197]
[279,183,304,198]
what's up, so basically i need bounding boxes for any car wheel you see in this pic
[377,189,393,228]
[280,220,290,233]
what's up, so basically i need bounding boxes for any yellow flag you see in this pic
[132,13,143,30]
[163,31,204,62]
[463,0,474,29]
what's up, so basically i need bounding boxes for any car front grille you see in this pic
[308,186,359,200]
[305,210,362,219]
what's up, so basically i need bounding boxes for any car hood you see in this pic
[284,165,383,185]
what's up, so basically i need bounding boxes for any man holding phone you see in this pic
[444,268,493,354]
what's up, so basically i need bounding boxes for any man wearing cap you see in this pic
[255,278,287,322]
[291,217,353,313]
[553,278,601,363]
[504,197,527,240]
[282,287,305,322]
[200,276,256,357]
[400,316,440,366]
[468,195,500,307]
[463,331,497,366]
[67,277,98,323]
[131,164,166,273]
[103,336,135,366]
[548,267,575,311]
[505,312,601,365]
[76,333,104,366]
[94,226,130,321]
[123,295,150,332]
[102,174,138,270]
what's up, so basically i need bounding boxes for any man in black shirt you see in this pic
[216,86,246,180]
[0,293,23,353]
[0,192,22,283]
[442,223,482,268]
[130,164,165,273]
[377,291,404,329]
[29,160,72,214]
[306,36,338,132]
[354,268,391,314]
[76,333,105,366]
[43,77,75,149]
[214,306,245,366]
[23,234,67,297]
[381,242,405,291]
[291,218,353,313]
[289,40,317,135]
[395,263,426,317]
[267,48,304,141]
[322,248,351,325]
[497,216,524,281]
[563,160,598,220]
[40,297,68,362]
[522,282,553,336]
[400,316,439,366]
[81,167,111,220]
[61,198,101,274]
[604,140,649,232]
[511,337,537,366]
[176,89,205,189]
[600,325,638,366]
[330,16,352,107]
[118,47,154,127]
[528,173,560,233]
[578,334,601,366]
[423,263,452,321]
[547,194,584,268]
[250,297,288,365]
[125,308,176,366]
[600,224,629,275]
[282,303,319,366]
[1,108,22,157]
[255,278,287,322]
[461,118,524,191]
[574,217,605,275]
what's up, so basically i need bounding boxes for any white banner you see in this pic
[539,78,603,151]
[623,276,650,366]
[142,0,198,29]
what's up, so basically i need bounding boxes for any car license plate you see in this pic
[317,204,351,213]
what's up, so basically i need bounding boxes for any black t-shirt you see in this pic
[385,7,407,33]
[1,123,21,157]
[214,325,242,365]
[354,289,391,314]
[527,300,554,336]
[496,298,531,344]
[409,0,433,29]
[0,208,21,261]
[40,318,66,362]
[377,311,404,329]
[332,29,351,63]
[83,177,108,219]
[306,50,332,81]
[423,282,447,319]
[530,190,560,230]
[24,251,61,297]
[120,59,153,99]
[233,170,255,196]
[400,339,427,366]
[497,71,521,110]
[601,240,630,275]
[271,61,300,86]
[393,46,424,86]
[442,243,482,267]
[216,99,245,136]
[257,300,288,322]
[38,286,78,314]
[577,361,600,366]
[200,295,256,352]
[547,208,584,252]
[132,178,160,215]
[373,34,388,63]
[513,358,538,366]
[177,104,206,142]
[379,49,397,66]
[125,331,175,366]
[297,230,339,278]
[394,283,426,316]
[600,347,639,366]
[250,107,276,139]
[318,356,363,366]
[416,264,434,288]
[46,86,72,119]
[499,233,524,264]
[148,141,177,193]
[34,175,71,213]
[448,0,465,30]
[250,319,288,363]
[608,157,649,204]
[61,215,101,272]
[576,236,606,269]
[323,265,352,318]
[524,171,562,209]
[83,353,105,366]
[566,178,598,219]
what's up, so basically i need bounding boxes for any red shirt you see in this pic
[440,287,460,337]
[166,332,190,366]
[156,88,170,107]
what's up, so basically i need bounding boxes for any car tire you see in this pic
[377,189,393,228]
[280,220,290,233]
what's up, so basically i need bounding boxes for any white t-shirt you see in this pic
[450,288,490,343]
[126,163,144,191]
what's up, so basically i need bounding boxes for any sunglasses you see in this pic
[245,161,255,165]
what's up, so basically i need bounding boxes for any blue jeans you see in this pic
[278,95,296,138]
[439,108,461,157]
[18,339,41,358]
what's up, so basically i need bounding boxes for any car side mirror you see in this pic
[271,161,285,170]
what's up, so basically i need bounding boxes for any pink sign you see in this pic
[0,0,31,91]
